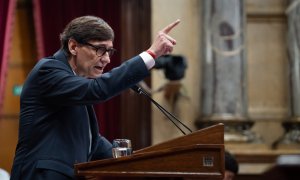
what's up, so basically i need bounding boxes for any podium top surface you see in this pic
[135,123,224,154]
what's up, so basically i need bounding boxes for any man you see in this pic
[11,15,180,180]
[224,151,239,180]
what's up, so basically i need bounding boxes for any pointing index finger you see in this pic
[161,19,180,34]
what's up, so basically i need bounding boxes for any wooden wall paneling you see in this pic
[0,0,36,172]
[120,0,152,150]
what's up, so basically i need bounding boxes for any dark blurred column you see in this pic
[275,0,300,149]
[197,0,261,143]
[120,0,152,150]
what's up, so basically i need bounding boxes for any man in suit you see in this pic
[224,151,239,180]
[11,15,180,180]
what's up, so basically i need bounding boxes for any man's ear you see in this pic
[68,39,78,55]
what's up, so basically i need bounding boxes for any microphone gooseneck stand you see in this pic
[131,85,193,135]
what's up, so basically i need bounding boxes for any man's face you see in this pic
[71,40,114,78]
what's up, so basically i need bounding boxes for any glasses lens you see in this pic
[108,49,115,57]
[96,47,115,57]
[96,47,106,56]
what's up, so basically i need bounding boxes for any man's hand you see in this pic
[148,19,180,58]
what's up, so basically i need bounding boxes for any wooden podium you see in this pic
[74,123,225,179]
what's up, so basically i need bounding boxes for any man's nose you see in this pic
[101,53,110,63]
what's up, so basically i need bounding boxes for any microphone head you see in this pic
[131,85,140,93]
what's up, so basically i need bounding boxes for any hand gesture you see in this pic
[148,19,180,58]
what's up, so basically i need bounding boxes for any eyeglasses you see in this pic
[82,42,116,57]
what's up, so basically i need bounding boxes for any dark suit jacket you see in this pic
[10,50,150,179]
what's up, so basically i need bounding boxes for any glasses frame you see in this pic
[81,42,116,57]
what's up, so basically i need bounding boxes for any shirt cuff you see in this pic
[139,51,155,70]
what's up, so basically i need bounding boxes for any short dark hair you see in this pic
[60,15,114,55]
[225,151,239,174]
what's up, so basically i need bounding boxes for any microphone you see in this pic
[131,85,193,135]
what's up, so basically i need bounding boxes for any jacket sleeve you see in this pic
[90,135,113,160]
[37,55,150,106]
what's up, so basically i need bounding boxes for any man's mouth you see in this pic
[95,66,104,71]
